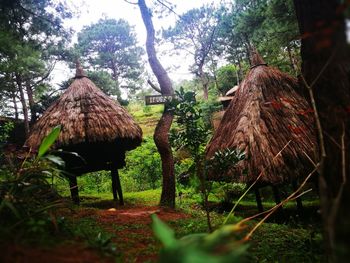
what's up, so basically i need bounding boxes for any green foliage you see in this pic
[66,217,117,256]
[0,0,72,120]
[78,171,112,194]
[199,98,223,131]
[37,125,61,159]
[208,148,245,178]
[87,70,120,97]
[0,126,64,231]
[212,182,247,204]
[152,214,248,263]
[170,87,214,229]
[0,121,14,156]
[120,137,162,192]
[248,223,325,262]
[76,18,144,99]
[127,103,163,137]
[215,64,239,95]
[171,87,210,155]
[217,0,299,74]
[163,4,223,95]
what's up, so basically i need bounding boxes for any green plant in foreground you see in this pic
[170,87,213,230]
[0,125,65,231]
[171,88,246,231]
[152,214,248,263]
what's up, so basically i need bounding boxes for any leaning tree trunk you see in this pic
[293,1,350,262]
[138,0,176,208]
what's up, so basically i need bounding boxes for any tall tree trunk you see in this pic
[15,74,29,137]
[286,45,297,74]
[12,92,19,120]
[25,80,36,123]
[243,34,252,66]
[293,1,350,262]
[138,0,176,208]
[198,65,209,100]
[111,62,122,99]
[237,56,243,84]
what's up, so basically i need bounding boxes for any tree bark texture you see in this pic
[25,80,36,123]
[15,74,30,137]
[198,65,209,100]
[293,1,350,262]
[12,93,19,120]
[286,45,297,74]
[138,0,176,208]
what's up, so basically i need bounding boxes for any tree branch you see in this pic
[30,61,57,89]
[123,0,138,5]
[155,0,180,18]
[147,79,161,94]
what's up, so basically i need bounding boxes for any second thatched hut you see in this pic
[206,51,316,209]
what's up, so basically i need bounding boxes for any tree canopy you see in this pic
[0,0,72,134]
[163,4,222,100]
[76,18,144,99]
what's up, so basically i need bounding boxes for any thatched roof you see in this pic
[25,64,142,172]
[226,85,239,96]
[206,51,316,185]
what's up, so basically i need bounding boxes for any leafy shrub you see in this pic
[0,125,65,233]
[208,148,246,178]
[0,121,14,163]
[120,137,162,191]
[0,121,14,145]
[199,99,222,131]
[78,171,112,194]
[212,182,247,203]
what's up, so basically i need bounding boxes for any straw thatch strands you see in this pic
[206,51,316,211]
[25,64,142,205]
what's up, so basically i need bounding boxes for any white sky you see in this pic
[52,0,223,90]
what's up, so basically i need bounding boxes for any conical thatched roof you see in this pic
[206,51,316,185]
[25,64,142,172]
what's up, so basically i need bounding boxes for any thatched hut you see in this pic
[214,85,239,130]
[25,64,142,205]
[206,51,316,211]
[218,85,239,109]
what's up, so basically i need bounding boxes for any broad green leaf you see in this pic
[151,214,177,248]
[37,125,61,159]
[44,155,65,167]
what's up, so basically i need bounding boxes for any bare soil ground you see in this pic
[1,205,189,263]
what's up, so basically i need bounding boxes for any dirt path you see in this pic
[1,205,189,263]
[89,205,189,262]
